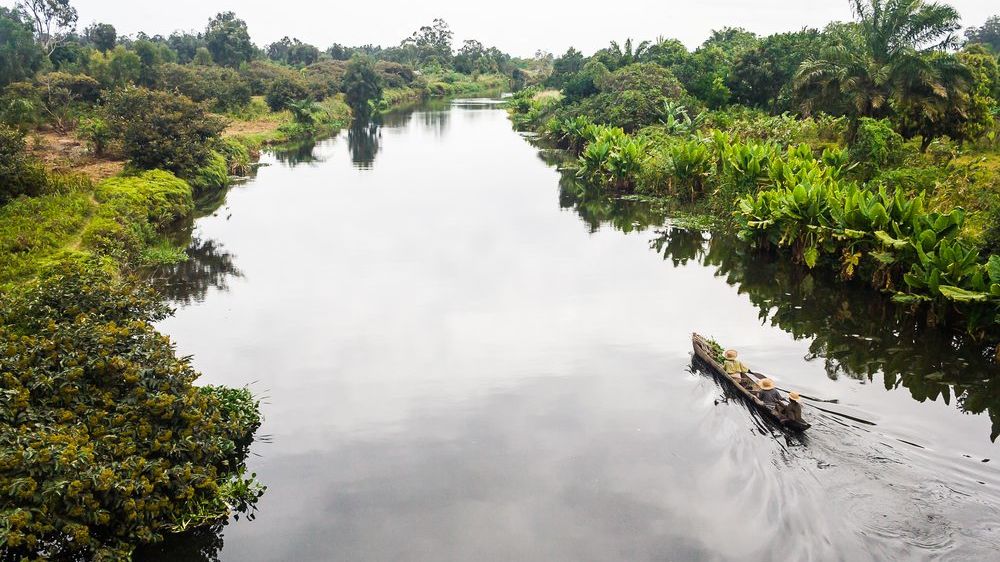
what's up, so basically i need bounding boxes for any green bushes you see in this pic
[265,76,310,111]
[850,118,905,179]
[187,151,229,197]
[218,138,253,175]
[0,125,50,204]
[106,87,225,180]
[577,125,646,190]
[574,63,687,132]
[664,140,714,201]
[155,63,251,111]
[0,262,263,559]
[735,168,1000,331]
[303,60,348,100]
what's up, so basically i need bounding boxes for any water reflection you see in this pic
[272,137,327,166]
[151,237,243,305]
[650,227,1000,442]
[348,119,381,169]
[558,175,665,234]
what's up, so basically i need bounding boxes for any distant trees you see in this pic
[342,55,383,119]
[0,7,43,88]
[204,11,254,68]
[15,0,78,56]
[728,29,824,112]
[965,15,1000,52]
[267,36,320,67]
[167,31,204,64]
[83,22,115,52]
[576,63,686,131]
[397,18,453,67]
[547,47,584,88]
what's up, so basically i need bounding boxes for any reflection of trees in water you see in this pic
[558,174,666,234]
[418,109,451,138]
[272,137,330,166]
[650,227,1000,441]
[133,520,227,562]
[348,119,381,169]
[151,238,243,305]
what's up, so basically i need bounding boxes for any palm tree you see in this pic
[604,38,652,69]
[794,0,961,141]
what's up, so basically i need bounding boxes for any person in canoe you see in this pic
[755,378,784,407]
[782,392,804,423]
[723,350,754,390]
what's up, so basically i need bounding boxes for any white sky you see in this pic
[7,0,997,57]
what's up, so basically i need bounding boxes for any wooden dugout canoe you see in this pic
[692,333,811,432]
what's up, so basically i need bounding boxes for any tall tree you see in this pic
[729,29,823,112]
[83,22,115,52]
[204,11,255,68]
[16,0,77,56]
[400,18,453,67]
[341,55,383,120]
[795,0,962,140]
[0,7,43,87]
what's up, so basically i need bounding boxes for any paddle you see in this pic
[747,370,840,404]
[744,371,875,425]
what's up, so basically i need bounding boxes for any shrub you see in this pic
[218,138,252,176]
[240,60,301,96]
[577,125,647,190]
[76,116,111,156]
[665,139,714,201]
[573,63,687,132]
[375,61,416,88]
[303,60,348,100]
[0,261,263,560]
[265,76,310,112]
[156,63,251,112]
[0,124,49,204]
[105,87,224,179]
[187,151,229,196]
[850,118,904,179]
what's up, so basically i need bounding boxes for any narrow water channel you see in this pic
[152,99,999,561]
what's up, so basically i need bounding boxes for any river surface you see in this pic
[151,99,999,561]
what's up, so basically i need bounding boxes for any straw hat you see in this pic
[759,378,775,390]
[788,392,801,402]
[724,350,738,360]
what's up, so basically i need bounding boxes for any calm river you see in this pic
[150,98,999,561]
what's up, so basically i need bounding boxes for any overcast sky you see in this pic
[10,0,998,57]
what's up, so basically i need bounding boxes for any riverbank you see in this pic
[506,87,1000,340]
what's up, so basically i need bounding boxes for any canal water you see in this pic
[152,98,999,561]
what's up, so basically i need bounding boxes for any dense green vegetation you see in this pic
[509,0,1000,338]
[1,262,263,559]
